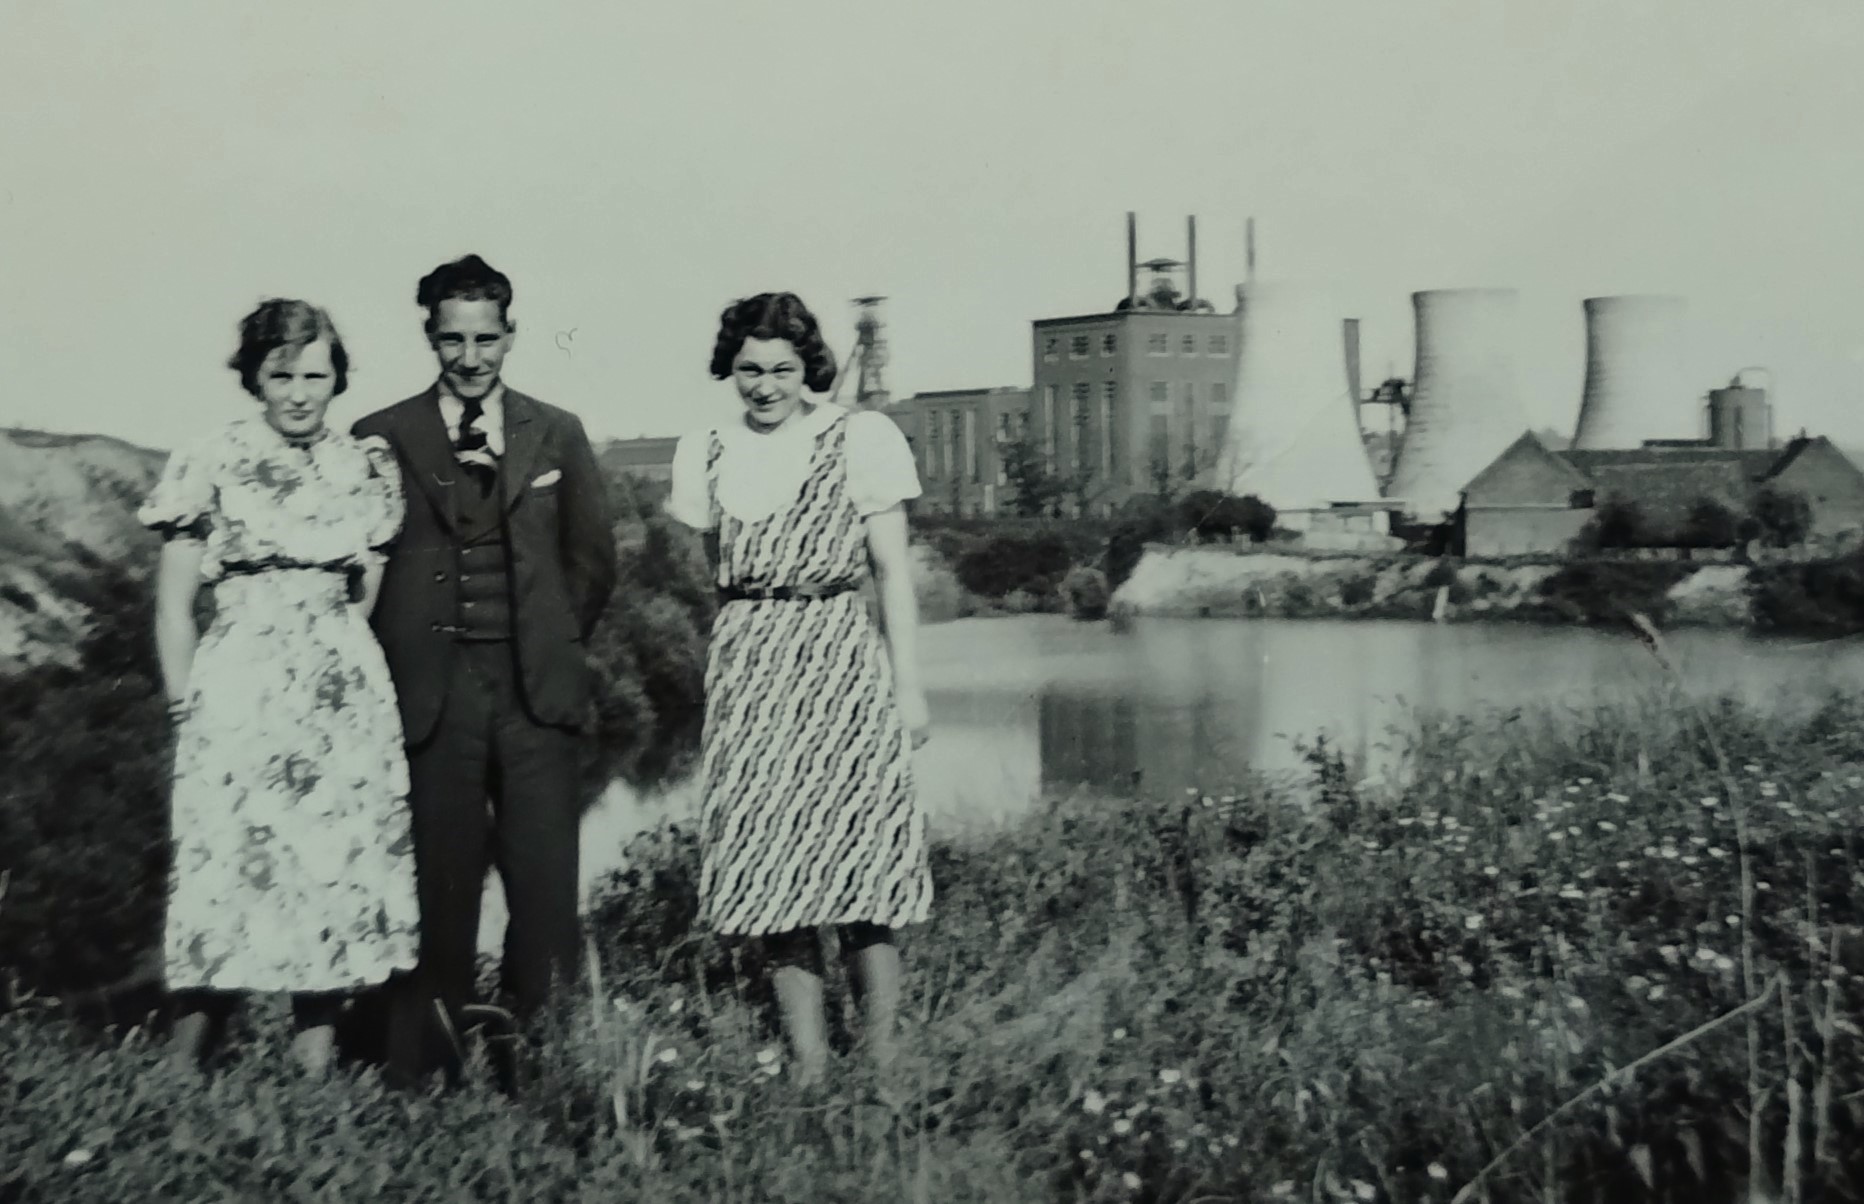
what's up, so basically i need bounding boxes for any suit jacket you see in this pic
[352,385,619,745]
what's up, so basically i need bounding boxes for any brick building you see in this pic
[1029,305,1238,514]
[884,387,1031,516]
[1460,431,1864,556]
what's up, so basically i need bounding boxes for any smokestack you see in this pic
[1186,215,1197,309]
[1570,295,1690,450]
[1216,282,1381,513]
[1126,212,1138,308]
[1342,319,1363,413]
[1386,288,1532,521]
[1245,217,1256,282]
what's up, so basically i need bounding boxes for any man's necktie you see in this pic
[455,397,497,493]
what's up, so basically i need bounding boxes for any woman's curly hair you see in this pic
[709,292,837,393]
[226,299,349,398]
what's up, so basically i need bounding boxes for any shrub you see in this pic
[952,533,1074,599]
[1422,557,1459,590]
[1533,558,1696,627]
[1749,549,1864,635]
[1060,566,1110,621]
[1753,486,1813,548]
[1106,503,1178,592]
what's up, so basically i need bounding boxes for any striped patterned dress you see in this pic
[694,410,932,936]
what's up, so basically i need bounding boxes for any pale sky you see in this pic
[6,0,1864,451]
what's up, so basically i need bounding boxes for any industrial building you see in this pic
[1460,378,1864,555]
[1025,214,1241,513]
[884,386,1031,516]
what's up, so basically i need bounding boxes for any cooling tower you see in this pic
[1215,281,1381,511]
[1385,288,1531,521]
[1569,295,1690,450]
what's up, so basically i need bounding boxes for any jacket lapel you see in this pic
[397,388,462,536]
[500,390,544,513]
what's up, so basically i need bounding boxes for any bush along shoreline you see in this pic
[14,678,1864,1199]
[1108,544,1864,634]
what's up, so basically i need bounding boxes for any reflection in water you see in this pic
[913,615,1864,818]
[554,613,1864,947]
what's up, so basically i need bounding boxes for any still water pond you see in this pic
[565,614,1864,914]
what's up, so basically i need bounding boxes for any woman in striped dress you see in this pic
[666,292,931,1085]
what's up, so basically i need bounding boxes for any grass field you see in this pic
[9,629,1864,1202]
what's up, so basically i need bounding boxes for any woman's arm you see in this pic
[863,504,929,747]
[153,539,206,705]
[354,559,386,617]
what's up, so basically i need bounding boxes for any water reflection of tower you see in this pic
[1037,691,1140,794]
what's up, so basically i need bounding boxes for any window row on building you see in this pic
[1042,331,1231,361]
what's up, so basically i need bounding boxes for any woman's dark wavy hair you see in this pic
[227,299,349,397]
[709,293,837,394]
[417,253,514,334]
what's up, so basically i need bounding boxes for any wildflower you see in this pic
[1709,847,1728,859]
[1616,860,1632,871]
[1559,886,1585,900]
[1465,914,1485,931]
[1701,797,1719,809]
[655,1047,679,1065]
[1353,1180,1377,1200]
[1607,792,1629,804]
[685,1078,705,1092]
[1111,1027,1127,1041]
[755,1047,779,1065]
[1681,855,1700,867]
[669,998,685,1016]
[1225,1135,1239,1148]
[1079,1150,1095,1161]
[1083,1090,1110,1115]
[1113,1118,1134,1136]
[1123,1172,1142,1190]
[1715,955,1737,973]
[1398,817,1415,826]
[1758,881,1773,892]
[1159,1068,1184,1085]
[1171,1138,1188,1153]
[1650,984,1666,1001]
[63,1150,93,1167]
[1484,865,1500,877]
[1271,1182,1296,1198]
[1428,1162,1450,1181]
[1550,831,1566,843]
[1568,825,1583,837]
[1597,820,1618,832]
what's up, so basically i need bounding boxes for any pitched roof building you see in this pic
[1459,432,1864,556]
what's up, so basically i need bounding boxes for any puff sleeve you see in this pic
[844,410,923,517]
[136,434,218,541]
[357,435,406,554]
[665,430,714,531]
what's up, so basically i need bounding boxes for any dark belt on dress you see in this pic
[718,580,860,604]
[220,556,353,579]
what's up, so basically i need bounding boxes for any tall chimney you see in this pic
[1342,318,1363,412]
[1245,217,1256,282]
[1126,212,1138,308]
[1186,215,1197,309]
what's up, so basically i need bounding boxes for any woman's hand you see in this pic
[899,683,931,749]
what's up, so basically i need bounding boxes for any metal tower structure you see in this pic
[850,295,890,410]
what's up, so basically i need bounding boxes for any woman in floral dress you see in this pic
[667,291,932,1086]
[140,299,420,1074]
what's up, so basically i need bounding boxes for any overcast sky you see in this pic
[6,0,1864,451]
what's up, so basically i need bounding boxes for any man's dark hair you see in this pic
[416,254,514,333]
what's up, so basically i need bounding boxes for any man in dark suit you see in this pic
[353,253,617,1086]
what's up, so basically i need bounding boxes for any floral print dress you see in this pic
[138,416,421,993]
